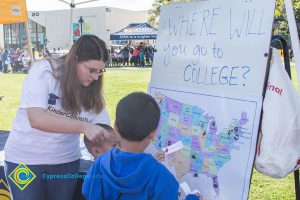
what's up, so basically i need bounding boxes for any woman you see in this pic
[4,35,111,200]
[2,49,8,73]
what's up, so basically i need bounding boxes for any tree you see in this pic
[148,0,164,27]
[148,0,191,27]
[274,0,300,41]
[148,0,170,27]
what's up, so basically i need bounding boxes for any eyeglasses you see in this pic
[89,68,106,77]
[82,62,106,77]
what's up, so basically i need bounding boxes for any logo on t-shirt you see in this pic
[48,93,60,105]
[47,93,88,122]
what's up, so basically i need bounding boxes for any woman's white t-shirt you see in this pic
[4,60,110,165]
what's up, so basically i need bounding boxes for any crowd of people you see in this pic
[0,47,55,74]
[0,48,31,73]
[108,42,156,67]
[0,42,155,74]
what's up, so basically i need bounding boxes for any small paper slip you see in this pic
[162,141,184,155]
[180,182,192,195]
[180,182,200,196]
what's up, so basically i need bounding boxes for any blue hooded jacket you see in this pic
[82,148,198,200]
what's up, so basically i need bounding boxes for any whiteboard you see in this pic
[148,0,276,199]
[150,0,276,96]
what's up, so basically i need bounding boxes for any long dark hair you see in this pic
[48,35,108,114]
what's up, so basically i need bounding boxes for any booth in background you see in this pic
[110,22,157,41]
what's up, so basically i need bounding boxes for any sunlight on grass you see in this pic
[103,68,151,123]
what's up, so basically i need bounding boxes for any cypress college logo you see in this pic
[8,163,36,190]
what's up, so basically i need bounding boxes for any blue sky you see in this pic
[26,0,154,11]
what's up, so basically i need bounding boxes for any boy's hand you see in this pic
[195,192,203,200]
[155,151,165,162]
[186,192,204,200]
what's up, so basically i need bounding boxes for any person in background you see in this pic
[13,48,22,72]
[8,48,15,72]
[144,46,150,65]
[137,42,144,52]
[137,42,144,66]
[121,45,130,67]
[110,46,114,54]
[132,47,140,66]
[139,51,145,68]
[45,47,52,57]
[107,49,112,67]
[34,48,40,60]
[117,51,123,67]
[32,47,36,60]
[129,46,133,66]
[2,49,8,73]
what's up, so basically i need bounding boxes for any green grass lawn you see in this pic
[0,68,296,199]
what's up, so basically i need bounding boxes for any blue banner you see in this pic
[110,23,157,41]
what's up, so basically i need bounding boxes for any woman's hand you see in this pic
[83,123,111,145]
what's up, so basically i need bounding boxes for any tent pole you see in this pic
[25,21,34,68]
[23,0,34,68]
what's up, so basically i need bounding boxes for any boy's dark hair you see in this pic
[84,123,115,149]
[116,92,160,141]
[95,123,114,132]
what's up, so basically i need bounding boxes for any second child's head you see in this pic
[115,92,160,151]
[84,123,118,159]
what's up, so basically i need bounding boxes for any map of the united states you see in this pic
[154,93,249,196]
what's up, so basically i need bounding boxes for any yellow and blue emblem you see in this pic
[0,179,11,199]
[8,162,36,190]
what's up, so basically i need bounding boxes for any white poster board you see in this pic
[150,0,275,96]
[147,0,276,199]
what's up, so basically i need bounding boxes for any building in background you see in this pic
[0,25,4,49]
[2,19,44,50]
[0,7,148,50]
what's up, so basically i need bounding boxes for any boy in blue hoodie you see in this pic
[82,92,201,200]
